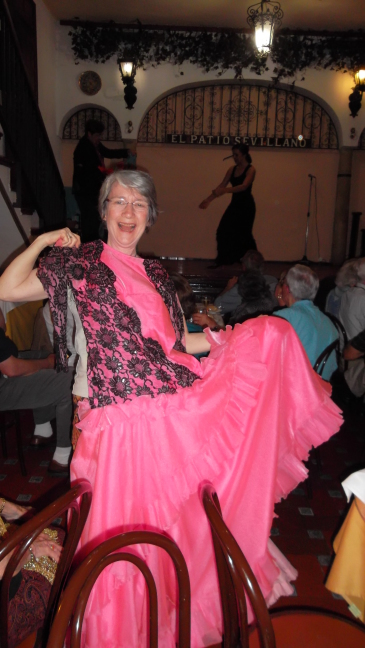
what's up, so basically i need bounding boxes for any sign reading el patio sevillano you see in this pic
[167,135,310,148]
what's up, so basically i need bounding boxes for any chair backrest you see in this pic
[325,313,348,349]
[46,530,191,648]
[313,339,340,376]
[0,480,92,648]
[201,482,276,648]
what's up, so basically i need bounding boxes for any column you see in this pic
[331,148,353,265]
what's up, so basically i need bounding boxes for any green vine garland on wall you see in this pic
[68,24,365,82]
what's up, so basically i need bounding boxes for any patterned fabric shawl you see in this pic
[37,241,199,409]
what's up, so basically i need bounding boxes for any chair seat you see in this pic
[249,610,365,647]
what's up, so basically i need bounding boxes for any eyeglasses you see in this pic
[105,198,149,212]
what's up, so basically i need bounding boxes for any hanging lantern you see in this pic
[354,66,365,93]
[349,65,365,118]
[118,60,138,110]
[247,0,284,55]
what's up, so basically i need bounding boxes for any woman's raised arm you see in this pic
[0,228,80,302]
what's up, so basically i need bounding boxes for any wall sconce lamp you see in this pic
[247,0,284,56]
[349,66,365,118]
[118,60,137,110]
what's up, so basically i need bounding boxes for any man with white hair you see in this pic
[339,258,365,339]
[275,264,338,380]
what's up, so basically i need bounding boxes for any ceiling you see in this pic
[43,0,365,32]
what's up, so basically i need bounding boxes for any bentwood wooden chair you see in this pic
[308,337,341,494]
[0,480,92,648]
[201,482,365,648]
[46,530,191,648]
[313,339,340,377]
[324,313,348,351]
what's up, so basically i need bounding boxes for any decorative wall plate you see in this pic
[78,71,102,96]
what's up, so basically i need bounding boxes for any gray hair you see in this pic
[240,250,265,273]
[357,258,365,282]
[335,259,359,287]
[98,170,158,230]
[286,264,319,301]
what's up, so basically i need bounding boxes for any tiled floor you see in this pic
[271,405,364,620]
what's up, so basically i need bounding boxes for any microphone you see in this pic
[308,174,316,178]
[223,155,233,160]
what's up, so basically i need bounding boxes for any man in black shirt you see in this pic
[0,327,73,475]
[73,119,132,242]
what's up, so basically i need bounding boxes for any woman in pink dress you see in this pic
[0,171,342,648]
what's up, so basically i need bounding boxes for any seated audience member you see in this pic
[214,249,278,315]
[339,257,365,339]
[229,270,276,325]
[275,264,338,380]
[342,328,365,398]
[0,497,62,648]
[170,274,206,360]
[326,259,359,318]
[0,311,73,475]
[274,270,287,308]
[170,274,224,332]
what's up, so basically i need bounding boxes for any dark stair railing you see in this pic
[0,0,66,231]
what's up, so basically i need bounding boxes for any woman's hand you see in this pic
[32,533,62,563]
[0,531,62,580]
[2,500,33,521]
[31,228,80,253]
[45,228,81,249]
[192,313,218,329]
[199,197,214,210]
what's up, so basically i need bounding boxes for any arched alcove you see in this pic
[138,81,339,150]
[62,106,122,141]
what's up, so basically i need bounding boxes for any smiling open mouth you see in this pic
[118,223,136,232]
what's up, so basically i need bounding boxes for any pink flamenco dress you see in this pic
[37,241,342,648]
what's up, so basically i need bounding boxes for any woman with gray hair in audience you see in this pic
[325,258,359,318]
[275,264,338,380]
[229,270,276,325]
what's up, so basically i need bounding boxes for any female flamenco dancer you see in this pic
[0,170,342,648]
[199,143,257,266]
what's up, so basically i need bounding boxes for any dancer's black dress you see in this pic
[216,164,257,265]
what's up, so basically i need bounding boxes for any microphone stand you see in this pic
[301,175,315,263]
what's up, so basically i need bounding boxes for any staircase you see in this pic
[0,0,66,267]
[0,142,38,269]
